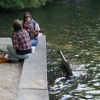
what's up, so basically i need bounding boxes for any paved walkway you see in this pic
[0,36,49,100]
[0,38,22,100]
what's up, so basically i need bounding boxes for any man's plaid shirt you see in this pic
[12,29,31,51]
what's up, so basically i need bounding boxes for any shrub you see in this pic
[0,0,48,10]
[0,0,24,10]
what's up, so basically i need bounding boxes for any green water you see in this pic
[1,0,100,99]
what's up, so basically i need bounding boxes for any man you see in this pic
[7,19,32,62]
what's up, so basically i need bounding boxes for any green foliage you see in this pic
[22,0,41,8]
[23,0,50,8]
[0,0,49,10]
[0,0,24,10]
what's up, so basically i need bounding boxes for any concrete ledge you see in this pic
[17,35,49,100]
[18,89,49,100]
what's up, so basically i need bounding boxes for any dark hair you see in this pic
[23,12,32,27]
[13,19,22,31]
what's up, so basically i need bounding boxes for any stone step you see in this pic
[17,35,49,100]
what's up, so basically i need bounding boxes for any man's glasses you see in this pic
[25,16,30,18]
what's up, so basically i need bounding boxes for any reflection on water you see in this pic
[1,0,100,99]
[47,0,100,99]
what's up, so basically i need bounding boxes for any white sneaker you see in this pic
[31,46,35,53]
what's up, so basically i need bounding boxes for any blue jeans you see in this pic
[7,44,31,61]
[30,39,38,46]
